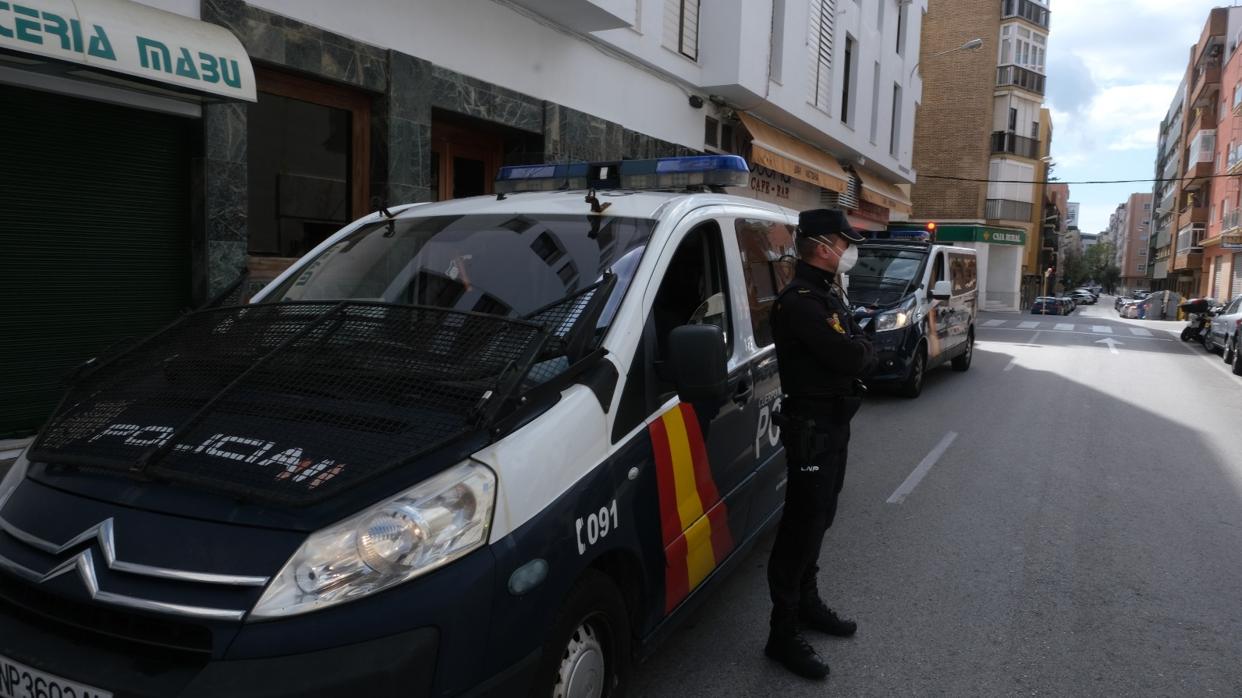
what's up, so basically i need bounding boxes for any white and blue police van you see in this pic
[0,156,804,697]
[847,233,978,398]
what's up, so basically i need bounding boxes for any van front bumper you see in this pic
[865,325,919,383]
[0,598,440,698]
[0,599,540,698]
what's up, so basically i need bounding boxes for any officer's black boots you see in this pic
[799,598,858,637]
[765,622,830,679]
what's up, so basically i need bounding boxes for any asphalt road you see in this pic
[632,297,1242,697]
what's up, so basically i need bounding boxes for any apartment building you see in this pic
[1022,106,1054,305]
[1206,13,1242,301]
[1045,181,1069,292]
[1116,193,1154,290]
[0,0,925,437]
[910,0,1051,311]
[1152,7,1242,297]
[1149,77,1185,287]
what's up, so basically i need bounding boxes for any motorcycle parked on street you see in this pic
[1179,297,1221,344]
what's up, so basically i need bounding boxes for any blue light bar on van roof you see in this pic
[494,155,749,193]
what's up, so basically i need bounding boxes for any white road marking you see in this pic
[1018,321,1041,329]
[1054,323,1074,331]
[1096,337,1123,355]
[983,319,1006,327]
[1003,357,1018,372]
[978,326,1172,342]
[887,431,959,504]
[1092,325,1113,334]
[1129,327,1152,337]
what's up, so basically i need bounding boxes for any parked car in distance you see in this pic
[1056,296,1077,313]
[1032,296,1067,315]
[1070,290,1095,305]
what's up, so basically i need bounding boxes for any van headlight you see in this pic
[873,298,919,333]
[251,461,496,620]
[0,454,30,513]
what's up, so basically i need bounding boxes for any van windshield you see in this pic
[846,247,927,306]
[265,213,657,334]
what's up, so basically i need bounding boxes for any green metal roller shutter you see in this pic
[0,86,192,438]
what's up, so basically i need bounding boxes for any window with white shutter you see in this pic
[664,0,700,61]
[808,0,835,112]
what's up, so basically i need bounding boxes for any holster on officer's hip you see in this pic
[772,410,816,463]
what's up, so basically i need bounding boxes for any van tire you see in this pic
[951,329,974,372]
[898,345,926,398]
[1232,336,1242,376]
[531,569,631,698]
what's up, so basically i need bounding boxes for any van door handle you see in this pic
[733,379,753,405]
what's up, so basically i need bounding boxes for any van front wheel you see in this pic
[532,570,631,698]
[898,346,926,398]
[951,330,974,372]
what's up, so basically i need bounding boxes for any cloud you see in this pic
[1046,52,1097,116]
[1044,0,1227,234]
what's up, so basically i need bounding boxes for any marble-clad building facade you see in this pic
[196,0,691,301]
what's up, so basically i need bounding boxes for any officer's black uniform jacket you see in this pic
[771,260,875,400]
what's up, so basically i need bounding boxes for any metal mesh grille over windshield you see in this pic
[29,302,547,506]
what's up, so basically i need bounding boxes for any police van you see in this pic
[846,237,978,398]
[0,156,807,697]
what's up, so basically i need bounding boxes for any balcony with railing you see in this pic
[1184,129,1216,188]
[1173,224,1206,270]
[986,198,1034,221]
[1186,104,1218,137]
[1228,143,1242,174]
[1190,59,1222,107]
[1158,187,1177,216]
[997,65,1046,95]
[1224,208,1242,234]
[990,131,1041,159]
[1177,204,1209,230]
[1001,0,1050,28]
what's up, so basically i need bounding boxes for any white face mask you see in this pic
[836,244,859,274]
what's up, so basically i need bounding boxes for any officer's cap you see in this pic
[797,208,866,244]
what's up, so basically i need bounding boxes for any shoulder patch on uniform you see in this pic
[830,313,846,334]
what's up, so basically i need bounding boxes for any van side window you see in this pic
[733,219,797,347]
[652,221,733,360]
[949,254,978,294]
[613,221,735,441]
[929,253,945,292]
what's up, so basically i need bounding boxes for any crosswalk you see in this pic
[978,318,1166,337]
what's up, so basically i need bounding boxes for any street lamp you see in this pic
[909,38,985,81]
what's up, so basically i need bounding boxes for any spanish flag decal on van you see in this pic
[648,403,733,613]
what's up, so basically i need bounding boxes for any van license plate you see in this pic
[0,654,112,698]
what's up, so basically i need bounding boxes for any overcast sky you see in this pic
[1045,0,1236,235]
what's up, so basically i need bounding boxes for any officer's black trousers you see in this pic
[767,420,850,625]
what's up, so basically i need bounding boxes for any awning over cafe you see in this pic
[739,112,849,194]
[0,0,256,101]
[854,167,913,215]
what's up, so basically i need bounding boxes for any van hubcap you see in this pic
[555,621,606,698]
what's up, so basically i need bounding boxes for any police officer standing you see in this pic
[765,209,875,679]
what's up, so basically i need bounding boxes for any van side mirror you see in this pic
[668,325,729,403]
[931,280,952,301]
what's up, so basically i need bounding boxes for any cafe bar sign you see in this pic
[0,0,255,101]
